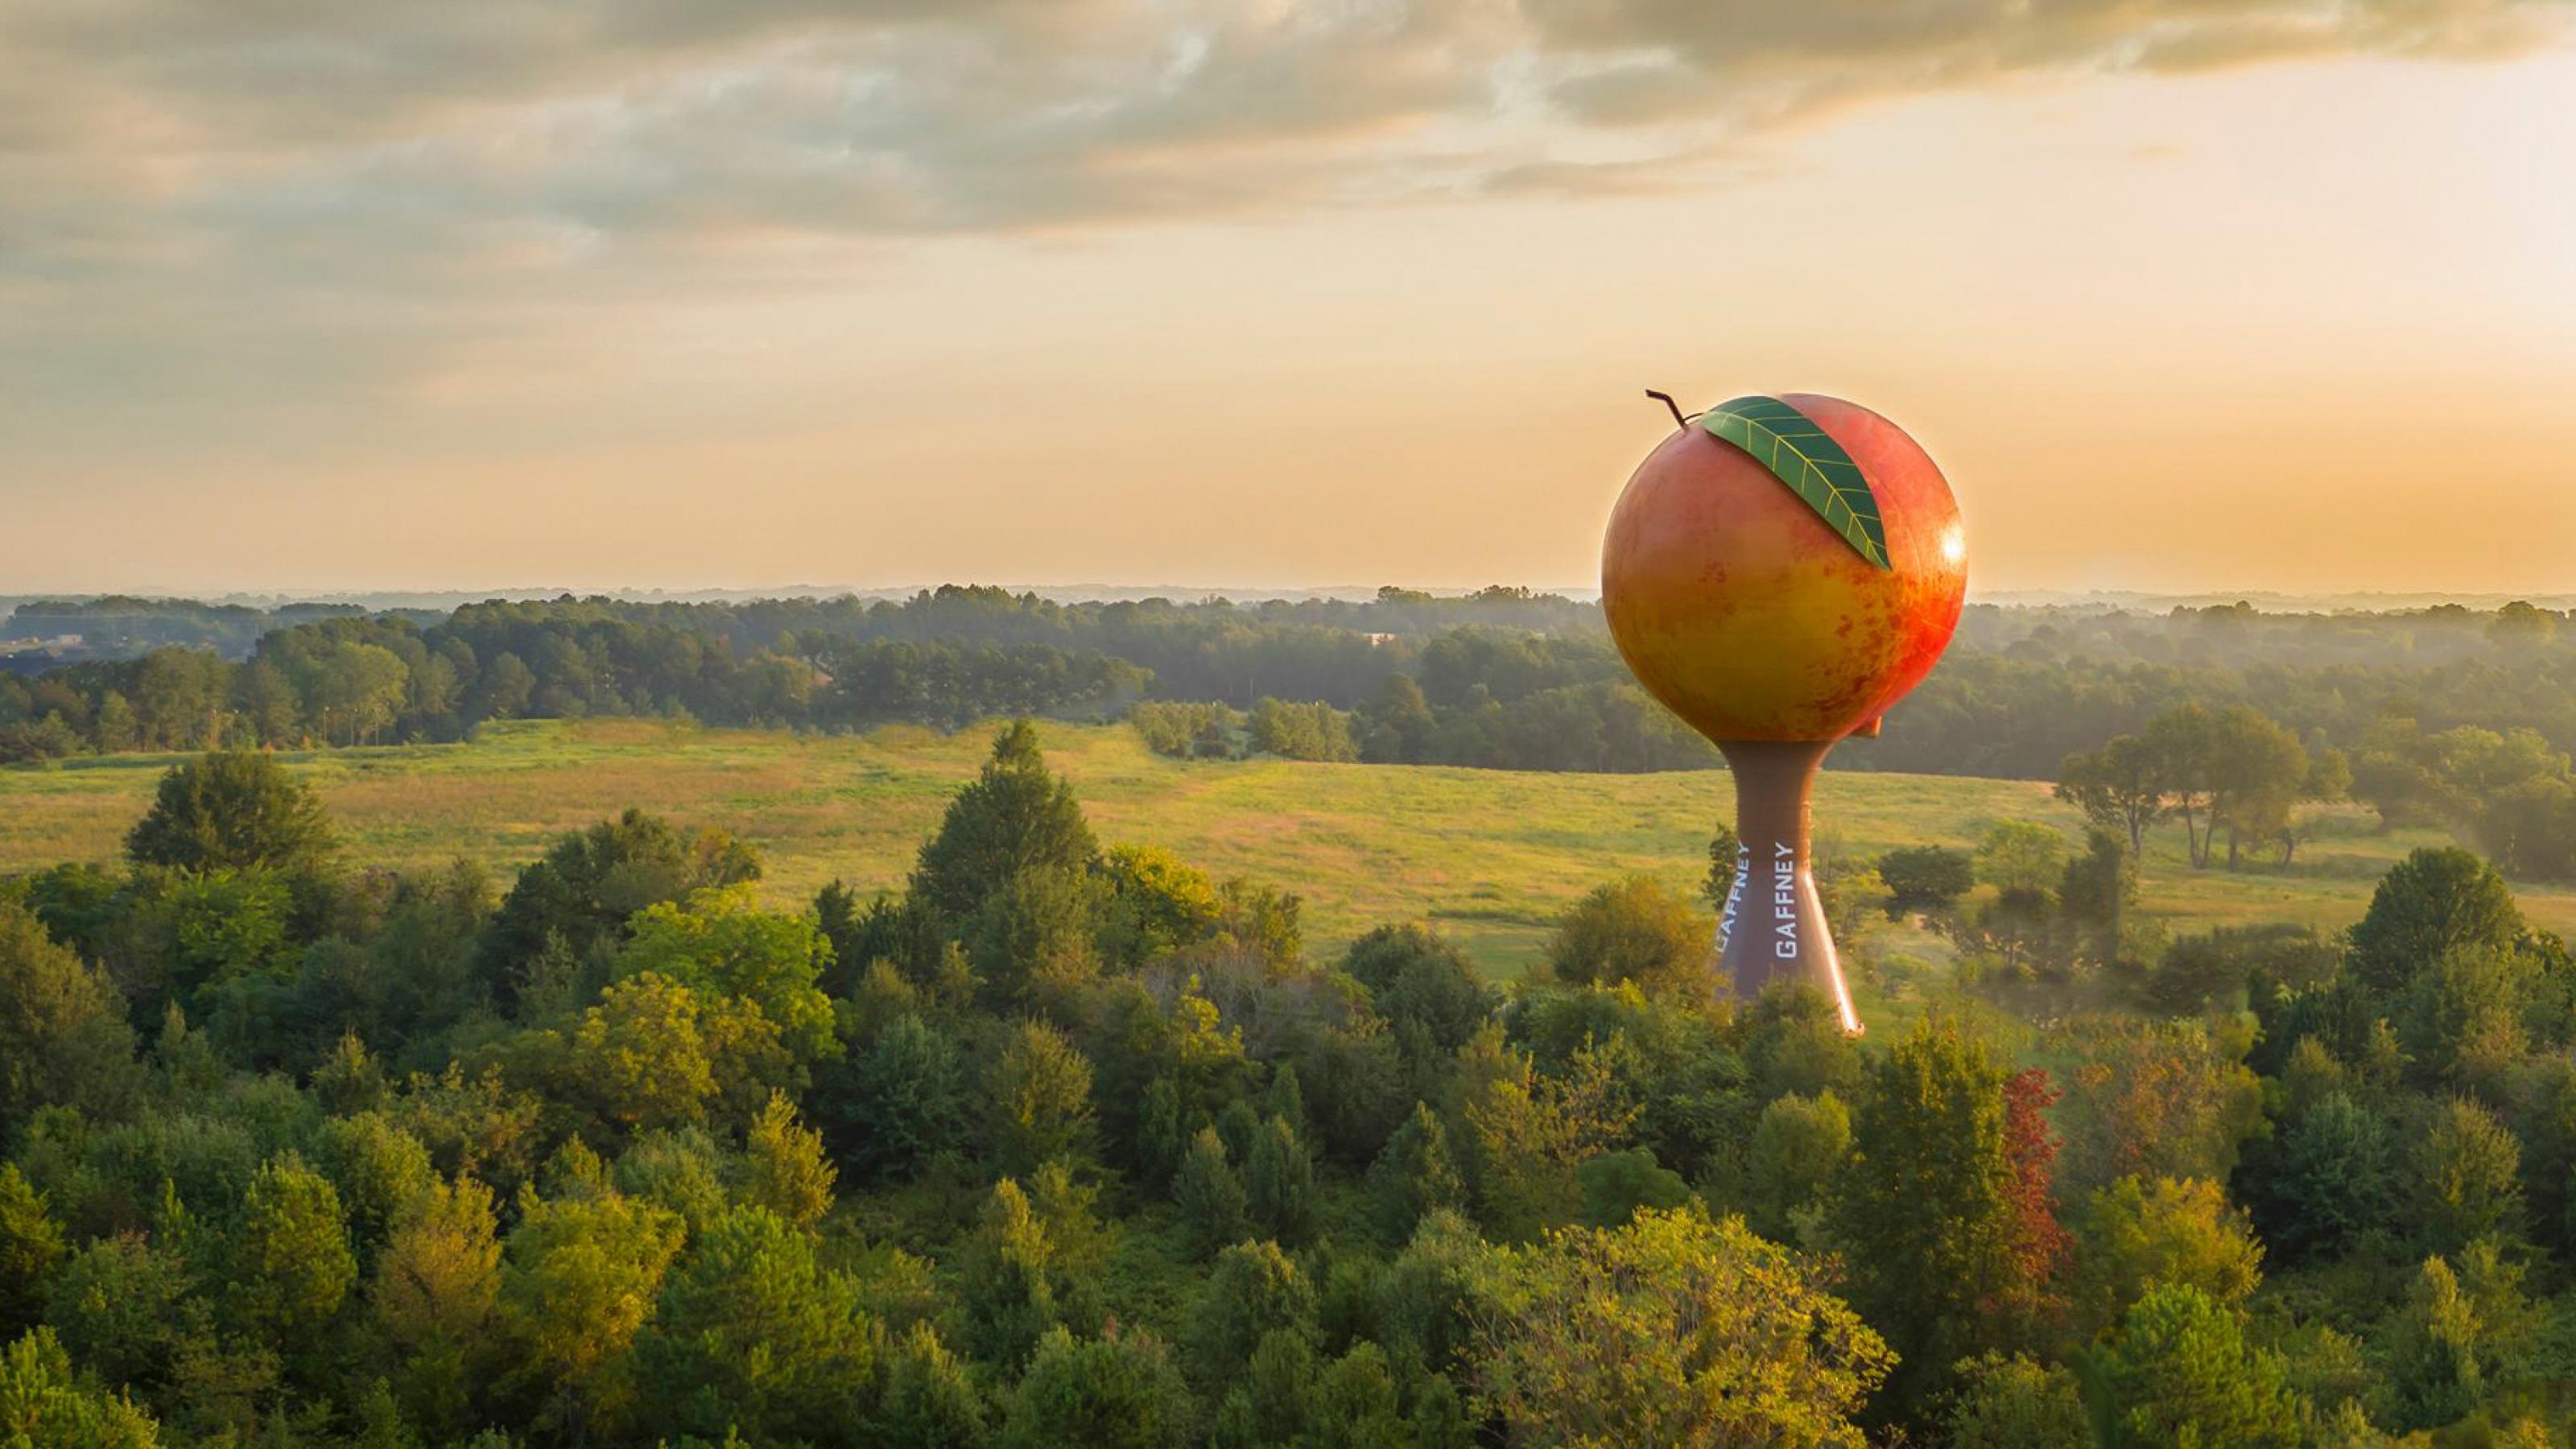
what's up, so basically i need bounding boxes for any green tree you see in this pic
[1244,1115,1316,1247]
[609,889,836,1063]
[555,973,722,1133]
[966,865,1107,1008]
[41,1235,194,1396]
[2386,1268,2474,1430]
[233,660,302,745]
[1935,1352,2090,1448]
[911,722,1098,922]
[126,751,334,873]
[1186,1240,1313,1393]
[2075,1175,2263,1332]
[0,902,137,1124]
[632,1205,879,1445]
[1876,844,1975,918]
[876,1322,986,1448]
[1829,1016,2021,1408]
[0,1166,67,1340]
[369,1174,502,1431]
[2412,1096,2525,1255]
[2095,1283,2305,1447]
[1463,1208,1892,1448]
[496,1187,687,1431]
[1344,925,1492,1075]
[483,808,761,994]
[1359,672,1436,765]
[2347,847,2523,996]
[1574,1147,1691,1228]
[827,1013,968,1182]
[2204,704,2310,870]
[961,1179,1059,1369]
[741,1090,838,1233]
[1098,845,1222,967]
[1455,1026,1637,1241]
[227,1152,357,1356]
[1701,822,1742,912]
[1174,1126,1249,1257]
[1543,875,1712,1000]
[312,1110,439,1256]
[0,1326,163,1447]
[1000,1327,1195,1449]
[91,691,139,753]
[1366,1104,1466,1245]
[2147,704,2221,869]
[2056,733,2167,857]
[1744,1091,1851,1247]
[987,1020,1098,1176]
[2057,828,2136,965]
[2401,943,2533,1093]
[2256,1090,2397,1261]
[1974,820,2067,893]
[1739,983,1863,1104]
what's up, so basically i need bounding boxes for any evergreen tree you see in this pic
[1186,1241,1313,1393]
[910,722,1098,922]
[1244,1114,1315,1246]
[1174,1126,1249,1257]
[1000,1327,1195,1449]
[826,1012,968,1182]
[1365,1104,1466,1245]
[0,1327,163,1447]
[877,1322,987,1448]
[2256,1090,2397,1261]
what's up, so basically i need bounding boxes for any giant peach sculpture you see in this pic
[1602,392,1967,1033]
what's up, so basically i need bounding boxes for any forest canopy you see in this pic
[4,727,2575,1443]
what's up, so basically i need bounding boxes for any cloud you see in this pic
[0,0,2565,415]
[1521,0,2570,124]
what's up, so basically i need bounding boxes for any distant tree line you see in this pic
[0,611,1153,758]
[20,591,2576,820]
[0,596,421,663]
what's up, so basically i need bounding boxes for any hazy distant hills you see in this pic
[14,585,2576,620]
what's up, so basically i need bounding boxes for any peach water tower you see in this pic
[1602,392,1967,1034]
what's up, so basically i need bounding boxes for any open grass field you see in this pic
[6,718,2573,985]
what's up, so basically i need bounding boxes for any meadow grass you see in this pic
[6,718,2570,989]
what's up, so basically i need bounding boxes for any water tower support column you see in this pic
[1715,737,1859,1034]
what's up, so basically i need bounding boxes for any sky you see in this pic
[3,0,2572,598]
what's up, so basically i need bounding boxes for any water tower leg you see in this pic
[1715,737,1860,1034]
